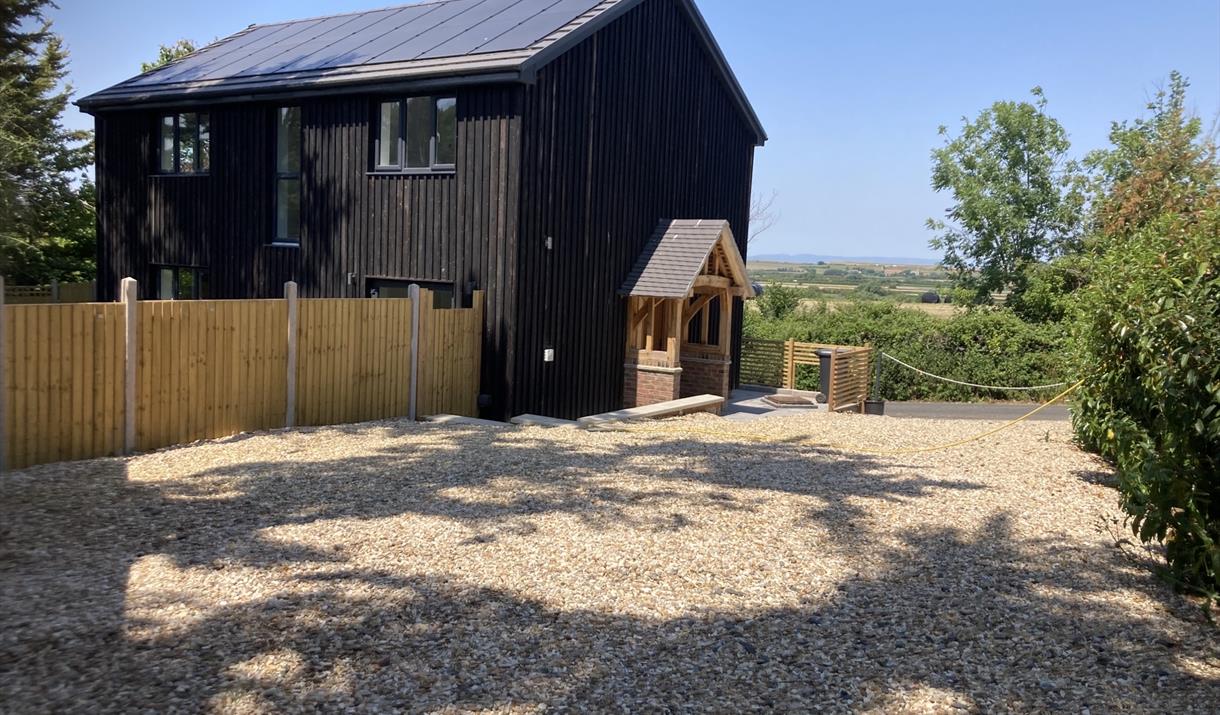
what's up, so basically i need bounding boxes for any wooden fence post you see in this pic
[408,283,420,421]
[784,339,796,389]
[284,281,298,428]
[121,277,137,454]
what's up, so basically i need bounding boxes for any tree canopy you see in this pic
[140,39,197,73]
[1085,72,1219,241]
[0,0,95,284]
[927,88,1086,306]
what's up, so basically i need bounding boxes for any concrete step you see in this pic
[510,413,577,427]
[424,414,509,427]
[577,394,724,427]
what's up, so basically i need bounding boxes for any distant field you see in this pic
[800,299,960,318]
[747,258,1004,310]
[746,298,960,318]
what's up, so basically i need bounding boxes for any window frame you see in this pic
[153,265,210,300]
[156,112,210,176]
[371,95,457,174]
[366,277,458,308]
[272,106,303,247]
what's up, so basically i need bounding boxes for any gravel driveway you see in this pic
[2,412,1217,713]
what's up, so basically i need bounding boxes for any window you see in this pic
[275,107,301,244]
[155,266,209,300]
[366,278,455,308]
[158,112,209,174]
[373,96,456,172]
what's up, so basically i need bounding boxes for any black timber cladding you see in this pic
[512,0,755,419]
[95,86,524,416]
[87,0,761,420]
[619,219,731,298]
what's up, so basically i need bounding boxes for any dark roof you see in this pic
[619,219,750,298]
[76,0,765,144]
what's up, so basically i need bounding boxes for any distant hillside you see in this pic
[750,253,941,266]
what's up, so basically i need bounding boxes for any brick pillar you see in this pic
[622,364,682,408]
[678,356,731,399]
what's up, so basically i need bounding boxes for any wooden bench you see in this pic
[576,394,724,428]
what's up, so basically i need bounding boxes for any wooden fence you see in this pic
[5,281,95,304]
[741,338,873,411]
[1,278,484,470]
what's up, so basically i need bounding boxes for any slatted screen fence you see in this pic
[740,338,872,412]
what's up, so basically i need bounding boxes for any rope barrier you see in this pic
[598,379,1085,456]
[880,352,1070,391]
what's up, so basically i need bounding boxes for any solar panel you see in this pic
[124,24,292,86]
[330,0,487,66]
[265,7,412,74]
[199,14,364,80]
[368,0,523,64]
[471,0,601,54]
[88,0,613,96]
[419,0,553,59]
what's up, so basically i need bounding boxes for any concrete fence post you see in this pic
[120,277,138,454]
[408,283,420,421]
[50,279,60,303]
[284,281,299,428]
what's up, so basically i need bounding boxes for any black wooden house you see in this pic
[78,0,766,420]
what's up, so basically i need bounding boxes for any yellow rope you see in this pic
[605,379,1085,456]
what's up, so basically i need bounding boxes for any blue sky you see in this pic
[51,0,1220,259]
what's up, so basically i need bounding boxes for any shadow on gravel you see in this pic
[1,423,1215,712]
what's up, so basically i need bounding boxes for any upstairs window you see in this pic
[158,112,209,174]
[374,96,456,172]
[274,106,301,245]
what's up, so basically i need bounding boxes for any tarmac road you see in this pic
[881,401,1070,421]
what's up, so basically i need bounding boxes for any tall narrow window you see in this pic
[157,112,209,174]
[434,97,456,167]
[376,101,400,168]
[159,116,175,172]
[275,106,301,245]
[404,97,432,169]
[198,115,210,172]
[371,95,456,172]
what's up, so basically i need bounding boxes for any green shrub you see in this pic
[1073,208,1220,596]
[743,301,1069,401]
[756,282,801,320]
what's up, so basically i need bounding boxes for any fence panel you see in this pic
[739,338,785,387]
[740,338,873,411]
[295,298,413,427]
[136,300,288,452]
[416,290,483,418]
[3,303,126,469]
[3,288,485,470]
[829,347,872,411]
[5,281,96,304]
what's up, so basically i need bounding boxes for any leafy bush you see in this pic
[744,301,1068,401]
[1073,208,1220,596]
[756,282,801,320]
